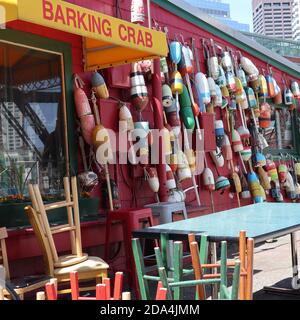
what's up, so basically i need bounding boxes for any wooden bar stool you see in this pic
[104,208,155,298]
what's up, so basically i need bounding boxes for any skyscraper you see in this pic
[292,0,300,40]
[252,0,293,39]
[183,0,250,32]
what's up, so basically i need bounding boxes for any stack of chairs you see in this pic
[132,231,254,300]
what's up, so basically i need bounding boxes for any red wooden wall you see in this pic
[4,0,300,271]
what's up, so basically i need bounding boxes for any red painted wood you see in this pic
[4,0,300,274]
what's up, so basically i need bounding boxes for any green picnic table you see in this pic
[133,202,300,296]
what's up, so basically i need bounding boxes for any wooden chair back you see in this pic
[24,206,54,276]
[28,176,85,268]
[0,228,10,280]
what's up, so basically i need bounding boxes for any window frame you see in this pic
[0,28,77,179]
[264,99,300,158]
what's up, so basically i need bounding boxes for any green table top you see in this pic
[133,203,300,243]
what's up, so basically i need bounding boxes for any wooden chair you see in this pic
[28,176,88,268]
[25,205,108,295]
[0,227,51,300]
[156,240,240,300]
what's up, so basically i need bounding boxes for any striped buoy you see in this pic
[266,73,275,98]
[240,173,251,199]
[130,64,149,111]
[216,176,231,193]
[266,160,279,182]
[237,126,251,140]
[240,146,252,162]
[273,83,282,105]
[215,120,225,148]
[91,71,109,99]
[232,130,244,153]
[166,164,177,190]
[226,71,237,93]
[259,102,271,129]
[245,87,257,109]
[119,104,134,132]
[162,84,174,108]
[255,152,266,167]
[278,164,288,184]
[170,71,184,95]
[133,121,150,161]
[221,51,233,72]
[179,45,193,75]
[235,77,244,95]
[258,75,268,99]
[203,167,215,191]
[285,172,296,200]
[240,90,249,109]
[248,172,264,203]
[231,172,242,194]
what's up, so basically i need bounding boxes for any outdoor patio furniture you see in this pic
[28,177,88,268]
[25,205,108,295]
[0,227,51,300]
[157,241,240,300]
[104,208,156,298]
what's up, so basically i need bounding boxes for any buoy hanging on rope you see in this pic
[131,0,145,24]
[91,71,109,99]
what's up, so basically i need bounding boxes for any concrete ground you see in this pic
[249,231,300,300]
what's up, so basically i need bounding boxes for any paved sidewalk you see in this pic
[250,231,300,300]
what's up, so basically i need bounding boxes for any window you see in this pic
[0,41,67,200]
[264,104,298,154]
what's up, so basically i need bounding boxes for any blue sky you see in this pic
[224,0,253,31]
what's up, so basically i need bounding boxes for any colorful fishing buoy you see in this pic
[278,164,288,184]
[238,67,248,87]
[235,77,244,95]
[80,114,96,146]
[217,65,227,88]
[240,55,259,77]
[266,160,279,182]
[162,84,174,108]
[170,71,184,95]
[170,41,182,66]
[285,172,296,200]
[131,0,145,23]
[203,167,215,191]
[232,130,244,153]
[248,172,264,203]
[295,163,300,183]
[222,134,233,161]
[237,126,251,141]
[215,120,225,148]
[216,176,231,193]
[166,164,177,190]
[266,73,276,98]
[179,45,193,75]
[91,71,109,99]
[210,147,225,168]
[130,65,149,112]
[92,124,113,163]
[179,85,195,130]
[208,77,217,97]
[240,146,252,162]
[258,75,268,99]
[284,87,294,106]
[255,152,267,167]
[221,50,233,72]
[258,166,271,190]
[119,104,134,132]
[145,167,160,193]
[245,87,257,109]
[291,81,300,98]
[215,84,223,107]
[226,71,237,93]
[259,102,271,129]
[240,173,251,199]
[195,72,211,105]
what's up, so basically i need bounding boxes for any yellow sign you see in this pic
[5,0,168,58]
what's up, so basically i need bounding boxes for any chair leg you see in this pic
[132,238,150,300]
[239,231,246,300]
[173,241,183,300]
[231,260,241,300]
[220,241,228,300]
[246,238,254,300]
[158,267,172,300]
